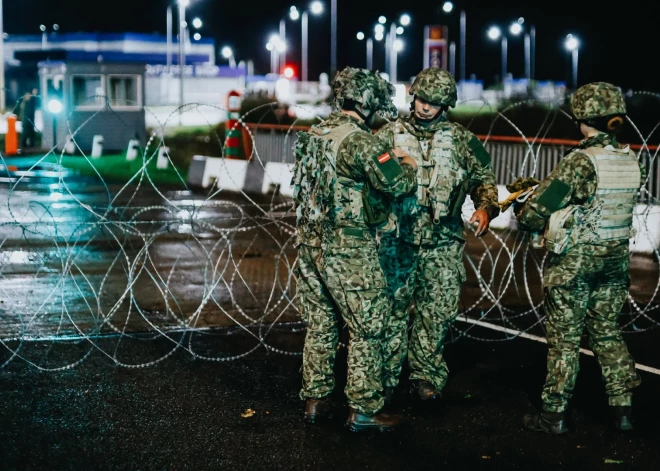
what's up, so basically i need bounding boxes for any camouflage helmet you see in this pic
[332,67,398,118]
[409,67,457,107]
[571,82,626,120]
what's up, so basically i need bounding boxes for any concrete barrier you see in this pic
[186,157,659,253]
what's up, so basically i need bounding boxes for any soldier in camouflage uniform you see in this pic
[376,68,500,401]
[294,67,418,432]
[515,82,643,434]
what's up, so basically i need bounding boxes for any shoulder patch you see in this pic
[535,179,572,212]
[468,136,491,166]
[373,150,402,182]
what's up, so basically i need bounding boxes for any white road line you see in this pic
[457,316,660,376]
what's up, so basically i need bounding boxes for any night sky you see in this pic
[6,0,659,91]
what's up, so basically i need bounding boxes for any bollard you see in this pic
[5,114,18,155]
[156,146,169,169]
[91,135,104,158]
[126,139,140,161]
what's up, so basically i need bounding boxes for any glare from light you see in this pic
[442,1,454,13]
[378,16,386,24]
[400,14,411,26]
[266,42,274,51]
[356,32,365,40]
[48,99,63,114]
[193,32,201,41]
[565,35,579,51]
[284,67,295,78]
[53,24,59,31]
[509,22,522,36]
[192,18,202,28]
[375,32,384,41]
[518,17,525,24]
[375,24,385,35]
[396,26,404,35]
[290,7,300,20]
[393,39,404,52]
[40,25,46,32]
[487,26,501,41]
[311,1,323,15]
[221,46,233,59]
[269,35,286,52]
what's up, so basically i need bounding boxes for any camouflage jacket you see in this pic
[293,112,417,247]
[515,133,646,265]
[377,114,500,245]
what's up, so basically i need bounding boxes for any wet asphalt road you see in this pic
[1,326,660,470]
[1,178,660,469]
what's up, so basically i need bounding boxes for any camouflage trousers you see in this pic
[541,252,641,413]
[297,237,391,415]
[379,234,466,391]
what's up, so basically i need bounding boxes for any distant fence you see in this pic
[245,123,660,202]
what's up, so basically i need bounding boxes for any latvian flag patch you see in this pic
[377,152,391,164]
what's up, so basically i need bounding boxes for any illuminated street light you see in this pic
[509,22,522,36]
[565,34,579,51]
[266,42,274,51]
[565,34,579,89]
[487,26,501,41]
[40,25,46,32]
[518,17,525,24]
[356,31,365,40]
[375,32,384,41]
[192,17,202,29]
[396,26,404,35]
[310,1,323,15]
[378,15,386,24]
[393,39,404,52]
[48,99,62,114]
[221,46,233,58]
[375,24,385,35]
[193,32,201,40]
[289,6,300,20]
[400,14,411,26]
[442,1,454,13]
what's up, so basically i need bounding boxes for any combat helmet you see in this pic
[571,82,626,120]
[409,67,457,107]
[332,67,398,119]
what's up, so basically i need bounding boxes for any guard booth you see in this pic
[38,59,146,152]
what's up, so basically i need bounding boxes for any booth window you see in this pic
[72,75,105,109]
[108,75,141,108]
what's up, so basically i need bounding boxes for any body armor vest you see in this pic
[293,123,367,244]
[392,121,467,223]
[544,145,640,254]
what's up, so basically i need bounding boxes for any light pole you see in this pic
[565,34,579,89]
[178,0,189,124]
[166,7,173,73]
[449,41,456,77]
[221,46,236,68]
[291,2,323,83]
[442,2,466,82]
[266,35,286,75]
[48,98,63,148]
[330,0,337,79]
[487,26,507,84]
[356,32,374,70]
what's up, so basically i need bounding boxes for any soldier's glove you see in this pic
[499,177,540,212]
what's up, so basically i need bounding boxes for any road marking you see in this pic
[457,316,660,376]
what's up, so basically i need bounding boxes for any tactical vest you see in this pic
[293,123,367,243]
[544,145,640,254]
[392,121,467,223]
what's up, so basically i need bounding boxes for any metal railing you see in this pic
[245,124,659,202]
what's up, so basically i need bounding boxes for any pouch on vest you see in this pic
[544,205,580,255]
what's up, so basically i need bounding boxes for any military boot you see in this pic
[346,409,404,432]
[304,398,332,424]
[612,406,633,432]
[410,380,441,401]
[523,411,568,435]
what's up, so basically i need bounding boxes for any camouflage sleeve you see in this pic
[375,122,396,149]
[515,151,596,232]
[340,131,417,197]
[454,125,500,221]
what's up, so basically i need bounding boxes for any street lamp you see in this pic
[289,3,324,83]
[400,14,411,26]
[565,34,579,89]
[221,46,237,68]
[357,32,373,70]
[267,34,286,74]
[487,26,507,84]
[192,17,202,28]
[378,16,386,24]
[442,2,466,82]
[384,13,411,82]
[193,32,201,41]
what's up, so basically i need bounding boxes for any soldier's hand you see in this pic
[469,209,490,237]
[399,155,418,171]
[391,147,408,159]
